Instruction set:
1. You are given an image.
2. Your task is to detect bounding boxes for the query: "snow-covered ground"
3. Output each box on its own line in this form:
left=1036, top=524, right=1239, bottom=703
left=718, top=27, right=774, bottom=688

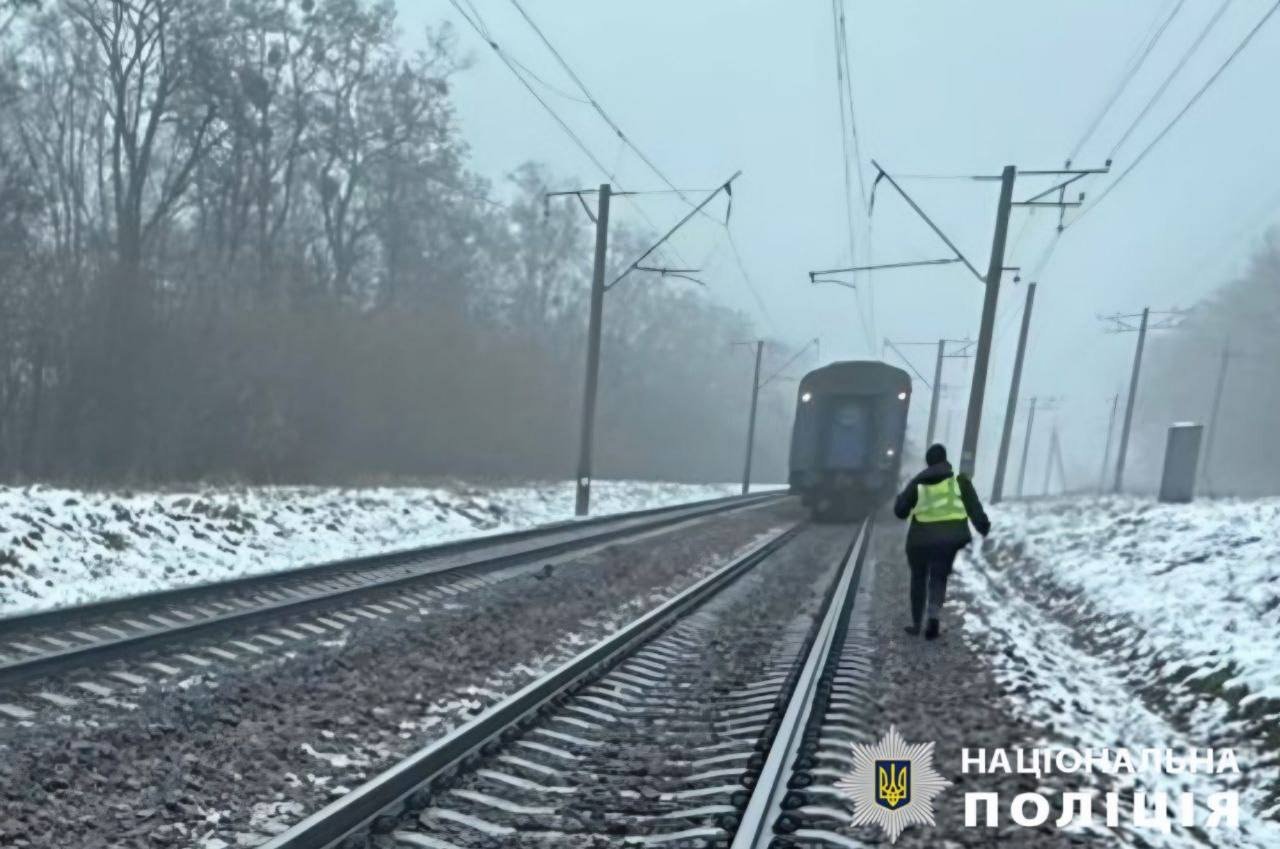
left=0, top=480, right=756, bottom=618
left=956, top=495, right=1280, bottom=846
left=986, top=495, right=1280, bottom=707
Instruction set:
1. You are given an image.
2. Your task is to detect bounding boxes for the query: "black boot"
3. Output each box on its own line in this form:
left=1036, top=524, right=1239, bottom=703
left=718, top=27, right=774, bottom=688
left=924, top=618, right=940, bottom=640
left=903, top=623, right=921, bottom=636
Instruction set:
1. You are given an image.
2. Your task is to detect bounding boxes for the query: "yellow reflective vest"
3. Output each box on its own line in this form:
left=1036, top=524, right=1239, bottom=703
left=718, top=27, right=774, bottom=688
left=912, top=477, right=968, bottom=523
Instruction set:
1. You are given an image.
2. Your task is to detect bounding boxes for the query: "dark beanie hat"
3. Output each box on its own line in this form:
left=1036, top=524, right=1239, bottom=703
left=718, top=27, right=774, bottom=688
left=925, top=443, right=947, bottom=466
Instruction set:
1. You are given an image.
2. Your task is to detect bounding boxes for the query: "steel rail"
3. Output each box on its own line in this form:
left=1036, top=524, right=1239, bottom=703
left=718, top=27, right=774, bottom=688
left=0, top=490, right=778, bottom=635
left=0, top=491, right=786, bottom=687
left=260, top=522, right=807, bottom=849
left=731, top=516, right=874, bottom=847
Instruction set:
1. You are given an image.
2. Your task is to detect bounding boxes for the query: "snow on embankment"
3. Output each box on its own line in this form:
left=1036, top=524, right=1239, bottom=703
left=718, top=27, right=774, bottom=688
left=955, top=495, right=1280, bottom=841
left=987, top=495, right=1279, bottom=705
left=0, top=480, right=745, bottom=618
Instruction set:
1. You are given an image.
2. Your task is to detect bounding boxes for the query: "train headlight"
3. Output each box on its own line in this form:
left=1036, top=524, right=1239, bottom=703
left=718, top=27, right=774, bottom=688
left=897, top=391, right=908, bottom=400
left=886, top=448, right=895, bottom=457
left=801, top=391, right=813, bottom=403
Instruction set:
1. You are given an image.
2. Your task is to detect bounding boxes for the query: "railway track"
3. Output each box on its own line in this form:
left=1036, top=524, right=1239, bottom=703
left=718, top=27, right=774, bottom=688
left=259, top=515, right=878, bottom=849
left=0, top=491, right=783, bottom=717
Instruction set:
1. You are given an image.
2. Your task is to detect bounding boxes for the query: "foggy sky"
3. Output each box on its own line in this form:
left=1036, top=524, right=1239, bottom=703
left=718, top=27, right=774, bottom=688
left=396, top=1, right=1280, bottom=493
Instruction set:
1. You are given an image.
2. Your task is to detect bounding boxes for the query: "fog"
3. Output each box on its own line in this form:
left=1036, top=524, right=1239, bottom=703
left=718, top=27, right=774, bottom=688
left=1127, top=232, right=1280, bottom=496
left=400, top=0, right=1280, bottom=497
left=0, top=1, right=795, bottom=485
left=2, top=0, right=1279, bottom=492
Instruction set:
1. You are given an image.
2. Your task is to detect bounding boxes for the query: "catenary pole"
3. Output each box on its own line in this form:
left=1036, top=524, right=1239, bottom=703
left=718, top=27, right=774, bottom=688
left=1042, top=426, right=1056, bottom=495
left=959, top=165, right=1017, bottom=479
left=1099, top=393, right=1119, bottom=493
left=1200, top=341, right=1231, bottom=493
left=742, top=341, right=764, bottom=494
left=574, top=184, right=611, bottom=515
left=1053, top=428, right=1068, bottom=493
left=1113, top=307, right=1149, bottom=493
left=926, top=340, right=945, bottom=446
left=1016, top=396, right=1037, bottom=498
left=991, top=281, right=1037, bottom=503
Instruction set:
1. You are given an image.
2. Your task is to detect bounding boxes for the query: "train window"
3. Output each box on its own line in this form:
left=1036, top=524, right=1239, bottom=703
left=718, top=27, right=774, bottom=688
left=835, top=402, right=863, bottom=427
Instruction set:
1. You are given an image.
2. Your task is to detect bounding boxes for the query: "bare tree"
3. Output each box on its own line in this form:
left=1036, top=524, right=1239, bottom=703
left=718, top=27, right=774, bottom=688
left=62, top=0, right=223, bottom=472
left=0, top=0, right=793, bottom=486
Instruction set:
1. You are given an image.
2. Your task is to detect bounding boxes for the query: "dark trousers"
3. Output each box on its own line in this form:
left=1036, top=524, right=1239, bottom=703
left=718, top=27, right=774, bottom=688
left=906, top=545, right=959, bottom=624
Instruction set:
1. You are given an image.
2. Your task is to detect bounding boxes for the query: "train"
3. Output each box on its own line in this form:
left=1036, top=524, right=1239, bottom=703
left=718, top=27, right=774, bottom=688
left=788, top=360, right=912, bottom=520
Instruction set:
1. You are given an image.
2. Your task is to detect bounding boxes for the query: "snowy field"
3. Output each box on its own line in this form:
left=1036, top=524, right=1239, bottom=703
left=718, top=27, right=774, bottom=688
left=956, top=495, right=1280, bottom=846
left=0, top=480, right=753, bottom=618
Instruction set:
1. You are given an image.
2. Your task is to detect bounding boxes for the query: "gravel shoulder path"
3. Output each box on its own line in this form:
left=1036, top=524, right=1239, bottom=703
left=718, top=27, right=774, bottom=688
left=0, top=502, right=797, bottom=849
left=848, top=517, right=1122, bottom=848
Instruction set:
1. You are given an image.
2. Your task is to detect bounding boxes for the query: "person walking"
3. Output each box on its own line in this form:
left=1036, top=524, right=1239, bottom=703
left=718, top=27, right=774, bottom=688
left=893, top=443, right=990, bottom=640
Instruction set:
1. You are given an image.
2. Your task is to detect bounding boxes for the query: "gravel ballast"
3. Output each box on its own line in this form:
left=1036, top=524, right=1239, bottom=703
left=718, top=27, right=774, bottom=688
left=394, top=523, right=857, bottom=848
left=0, top=501, right=797, bottom=849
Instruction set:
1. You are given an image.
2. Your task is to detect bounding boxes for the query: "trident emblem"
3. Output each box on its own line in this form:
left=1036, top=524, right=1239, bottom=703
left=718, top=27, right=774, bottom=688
left=876, top=759, right=911, bottom=809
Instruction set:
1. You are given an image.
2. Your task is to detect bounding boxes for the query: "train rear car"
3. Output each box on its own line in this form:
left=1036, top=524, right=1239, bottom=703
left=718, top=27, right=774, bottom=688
left=788, top=361, right=911, bottom=520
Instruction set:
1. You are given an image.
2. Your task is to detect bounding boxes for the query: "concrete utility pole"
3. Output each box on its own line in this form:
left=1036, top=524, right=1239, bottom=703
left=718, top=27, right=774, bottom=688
left=859, top=160, right=1099, bottom=479
left=1097, top=307, right=1183, bottom=494
left=927, top=341, right=945, bottom=446
left=1200, top=342, right=1231, bottom=493
left=991, top=281, right=1038, bottom=503
left=1016, top=396, right=1038, bottom=498
left=742, top=340, right=764, bottom=495
left=1042, top=426, right=1058, bottom=496
left=883, top=338, right=972, bottom=449
left=959, top=165, right=1017, bottom=478
left=1053, top=428, right=1068, bottom=493
left=1113, top=307, right=1149, bottom=494
left=561, top=174, right=739, bottom=515
left=1098, top=394, right=1119, bottom=493
left=574, top=184, right=611, bottom=516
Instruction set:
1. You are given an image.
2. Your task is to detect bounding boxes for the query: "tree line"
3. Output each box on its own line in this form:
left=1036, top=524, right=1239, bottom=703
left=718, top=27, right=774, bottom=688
left=0, top=0, right=795, bottom=485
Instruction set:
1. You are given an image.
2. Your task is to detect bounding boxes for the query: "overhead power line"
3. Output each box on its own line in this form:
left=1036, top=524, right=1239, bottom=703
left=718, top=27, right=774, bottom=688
left=828, top=0, right=875, bottom=352
left=725, top=231, right=778, bottom=336
left=1072, top=0, right=1280, bottom=226
left=506, top=0, right=778, bottom=330
left=456, top=0, right=777, bottom=331
left=1109, top=0, right=1234, bottom=160
left=1068, top=0, right=1187, bottom=163
left=830, top=0, right=859, bottom=254
left=882, top=339, right=933, bottom=388
left=506, top=0, right=687, bottom=201
left=447, top=0, right=616, bottom=181
left=504, top=53, right=593, bottom=105
left=833, top=0, right=869, bottom=212
left=759, top=338, right=820, bottom=389
left=454, top=0, right=710, bottom=278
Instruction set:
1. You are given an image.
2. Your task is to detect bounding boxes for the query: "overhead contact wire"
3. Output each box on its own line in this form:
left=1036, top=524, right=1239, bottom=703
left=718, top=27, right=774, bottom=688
left=1109, top=0, right=1234, bottom=160
left=1068, top=0, right=1186, bottom=162
left=1073, top=0, right=1280, bottom=225
left=448, top=0, right=617, bottom=182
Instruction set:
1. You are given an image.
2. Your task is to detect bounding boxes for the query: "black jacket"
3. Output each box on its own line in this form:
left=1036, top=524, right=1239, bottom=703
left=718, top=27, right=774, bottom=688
left=893, top=461, right=991, bottom=549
